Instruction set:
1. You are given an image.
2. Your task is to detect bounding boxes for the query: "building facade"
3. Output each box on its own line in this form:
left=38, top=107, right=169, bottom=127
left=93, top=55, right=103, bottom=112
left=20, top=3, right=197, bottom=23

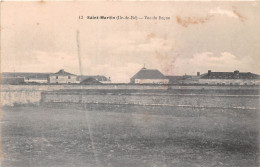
left=49, top=69, right=78, bottom=84
left=2, top=72, right=50, bottom=84
left=130, top=67, right=169, bottom=84
left=198, top=70, right=260, bottom=85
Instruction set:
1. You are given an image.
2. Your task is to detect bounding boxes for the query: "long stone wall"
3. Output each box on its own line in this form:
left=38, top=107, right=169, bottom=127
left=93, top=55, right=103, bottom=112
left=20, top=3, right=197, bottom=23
left=2, top=84, right=259, bottom=106
left=1, top=85, right=168, bottom=106
left=41, top=91, right=259, bottom=109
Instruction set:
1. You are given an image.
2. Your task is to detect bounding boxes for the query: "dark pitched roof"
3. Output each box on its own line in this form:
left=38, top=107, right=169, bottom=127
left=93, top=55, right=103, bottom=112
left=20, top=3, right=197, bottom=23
left=80, top=77, right=102, bottom=85
left=166, top=76, right=184, bottom=80
left=77, top=75, right=109, bottom=82
left=166, top=74, right=207, bottom=84
left=51, top=69, right=76, bottom=76
left=131, top=68, right=167, bottom=79
left=201, top=71, right=260, bottom=79
left=238, top=73, right=260, bottom=79
left=166, top=76, right=185, bottom=84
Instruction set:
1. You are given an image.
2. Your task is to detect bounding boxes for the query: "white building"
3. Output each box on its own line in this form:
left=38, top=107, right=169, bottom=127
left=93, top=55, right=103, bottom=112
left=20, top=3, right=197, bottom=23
left=49, top=69, right=78, bottom=84
left=130, top=67, right=169, bottom=84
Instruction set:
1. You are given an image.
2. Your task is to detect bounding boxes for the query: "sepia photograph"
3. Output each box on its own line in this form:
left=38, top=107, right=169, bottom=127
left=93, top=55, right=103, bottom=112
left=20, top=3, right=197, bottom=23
left=0, top=1, right=259, bottom=167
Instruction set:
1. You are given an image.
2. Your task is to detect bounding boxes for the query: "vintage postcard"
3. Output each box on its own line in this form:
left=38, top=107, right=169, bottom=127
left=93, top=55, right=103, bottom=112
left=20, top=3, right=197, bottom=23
left=0, top=1, right=259, bottom=167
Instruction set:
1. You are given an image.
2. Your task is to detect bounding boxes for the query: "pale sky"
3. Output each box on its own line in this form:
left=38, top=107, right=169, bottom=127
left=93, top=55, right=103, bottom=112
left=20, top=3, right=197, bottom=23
left=1, top=2, right=260, bottom=82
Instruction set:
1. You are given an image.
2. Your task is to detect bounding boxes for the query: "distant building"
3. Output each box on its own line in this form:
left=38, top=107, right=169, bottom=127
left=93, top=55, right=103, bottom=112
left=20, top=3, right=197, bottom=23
left=49, top=69, right=77, bottom=84
left=198, top=70, right=260, bottom=85
left=166, top=75, right=200, bottom=84
left=180, top=72, right=208, bottom=84
left=77, top=75, right=111, bottom=84
left=80, top=78, right=103, bottom=85
left=2, top=72, right=50, bottom=84
left=1, top=77, right=25, bottom=85
left=24, top=73, right=50, bottom=83
left=1, top=70, right=110, bottom=85
left=130, top=67, right=169, bottom=84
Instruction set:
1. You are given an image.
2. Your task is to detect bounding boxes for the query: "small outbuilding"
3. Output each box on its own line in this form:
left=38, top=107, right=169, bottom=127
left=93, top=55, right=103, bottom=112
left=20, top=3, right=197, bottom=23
left=80, top=77, right=102, bottom=85
left=77, top=75, right=111, bottom=84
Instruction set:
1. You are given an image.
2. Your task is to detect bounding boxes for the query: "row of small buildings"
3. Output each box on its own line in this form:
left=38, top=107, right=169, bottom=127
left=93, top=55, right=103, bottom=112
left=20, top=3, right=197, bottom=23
left=130, top=67, right=260, bottom=85
left=1, top=68, right=260, bottom=85
left=1, top=69, right=111, bottom=85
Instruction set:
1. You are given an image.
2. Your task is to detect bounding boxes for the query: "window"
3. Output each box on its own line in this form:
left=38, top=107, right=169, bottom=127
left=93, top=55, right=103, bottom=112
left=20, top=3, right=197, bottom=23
left=68, top=76, right=71, bottom=79
left=56, top=76, right=58, bottom=79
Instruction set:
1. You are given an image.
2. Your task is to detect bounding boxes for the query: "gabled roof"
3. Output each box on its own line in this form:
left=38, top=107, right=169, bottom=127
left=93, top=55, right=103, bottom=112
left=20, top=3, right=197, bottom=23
left=166, top=75, right=193, bottom=83
left=80, top=77, right=102, bottom=85
left=50, top=69, right=76, bottom=76
left=77, top=75, right=109, bottom=82
left=131, top=67, right=167, bottom=79
left=238, top=73, right=260, bottom=79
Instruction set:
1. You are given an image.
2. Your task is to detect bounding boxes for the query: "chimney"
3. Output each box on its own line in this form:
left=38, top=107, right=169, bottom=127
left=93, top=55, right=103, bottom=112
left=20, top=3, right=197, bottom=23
left=208, top=70, right=212, bottom=79
left=197, top=72, right=200, bottom=76
left=234, top=70, right=239, bottom=79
